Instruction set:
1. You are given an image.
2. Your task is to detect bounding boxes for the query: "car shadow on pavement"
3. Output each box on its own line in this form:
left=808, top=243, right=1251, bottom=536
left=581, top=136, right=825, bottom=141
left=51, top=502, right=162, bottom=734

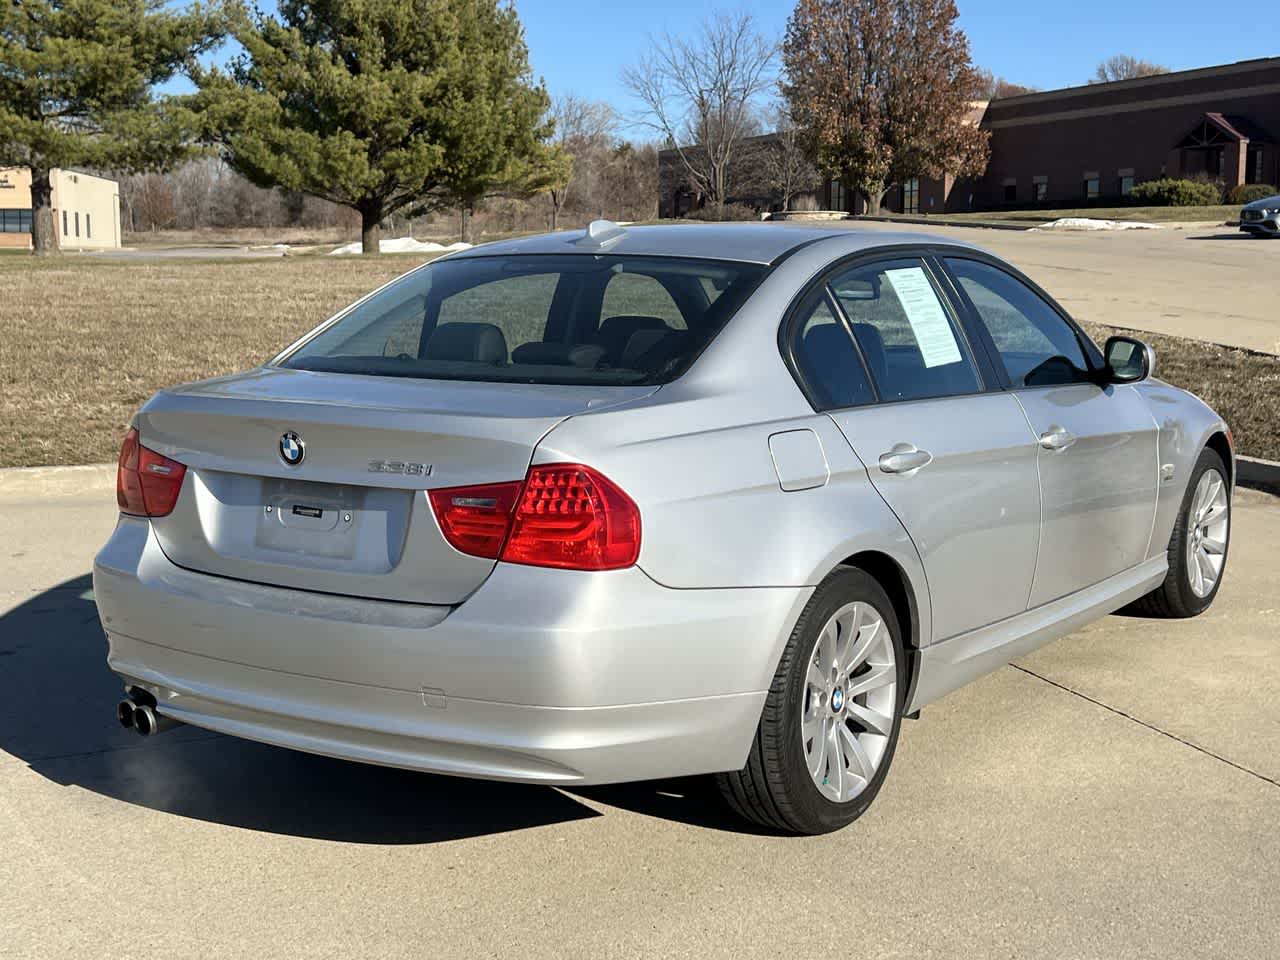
left=1187, top=233, right=1257, bottom=241
left=0, top=574, right=611, bottom=844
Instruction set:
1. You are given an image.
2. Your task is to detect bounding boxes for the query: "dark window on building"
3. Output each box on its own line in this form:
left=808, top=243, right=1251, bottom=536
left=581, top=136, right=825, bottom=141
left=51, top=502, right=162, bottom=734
left=61, top=210, right=68, bottom=236
left=1249, top=146, right=1266, bottom=184
left=74, top=211, right=80, bottom=237
left=829, top=179, right=846, bottom=212
left=0, top=209, right=33, bottom=233
left=1084, top=177, right=1100, bottom=200
left=86, top=213, right=92, bottom=239
left=1119, top=175, right=1135, bottom=197
left=1033, top=177, right=1048, bottom=203
left=901, top=178, right=920, bottom=214
left=1003, top=182, right=1017, bottom=203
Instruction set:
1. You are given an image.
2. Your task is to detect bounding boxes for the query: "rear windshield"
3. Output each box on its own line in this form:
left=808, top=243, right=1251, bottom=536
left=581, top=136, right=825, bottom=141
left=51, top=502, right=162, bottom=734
left=279, top=254, right=765, bottom=385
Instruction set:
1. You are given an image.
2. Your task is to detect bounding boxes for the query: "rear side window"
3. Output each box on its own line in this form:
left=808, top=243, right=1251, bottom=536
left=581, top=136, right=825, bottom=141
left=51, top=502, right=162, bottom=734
left=828, top=259, right=982, bottom=402
left=945, top=258, right=1091, bottom=387
left=790, top=290, right=874, bottom=409
left=281, top=255, right=764, bottom=386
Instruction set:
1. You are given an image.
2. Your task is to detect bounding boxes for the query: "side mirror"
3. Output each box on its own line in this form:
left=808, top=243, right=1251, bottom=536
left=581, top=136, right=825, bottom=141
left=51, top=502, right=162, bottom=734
left=1103, top=335, right=1154, bottom=384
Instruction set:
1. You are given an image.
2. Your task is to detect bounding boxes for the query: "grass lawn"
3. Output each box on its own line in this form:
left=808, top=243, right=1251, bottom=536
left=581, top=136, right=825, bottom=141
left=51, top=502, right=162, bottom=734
left=1, top=254, right=433, bottom=467
left=876, top=205, right=1239, bottom=226
left=1, top=255, right=1276, bottom=468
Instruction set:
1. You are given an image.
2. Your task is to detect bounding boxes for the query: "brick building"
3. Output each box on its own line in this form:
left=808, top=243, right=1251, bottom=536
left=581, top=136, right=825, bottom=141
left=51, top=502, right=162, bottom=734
left=659, top=56, right=1280, bottom=217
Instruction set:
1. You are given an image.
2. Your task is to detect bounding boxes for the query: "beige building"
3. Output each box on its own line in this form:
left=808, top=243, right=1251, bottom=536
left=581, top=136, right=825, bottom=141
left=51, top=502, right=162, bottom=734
left=0, top=167, right=122, bottom=250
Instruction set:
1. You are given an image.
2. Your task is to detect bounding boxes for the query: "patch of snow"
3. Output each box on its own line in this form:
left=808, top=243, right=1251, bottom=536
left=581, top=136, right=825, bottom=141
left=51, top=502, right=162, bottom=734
left=328, top=237, right=474, bottom=255
left=1031, top=218, right=1161, bottom=232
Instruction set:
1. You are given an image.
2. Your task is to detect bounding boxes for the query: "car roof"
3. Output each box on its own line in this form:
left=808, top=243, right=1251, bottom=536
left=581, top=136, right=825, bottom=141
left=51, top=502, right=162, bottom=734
left=448, top=221, right=981, bottom=266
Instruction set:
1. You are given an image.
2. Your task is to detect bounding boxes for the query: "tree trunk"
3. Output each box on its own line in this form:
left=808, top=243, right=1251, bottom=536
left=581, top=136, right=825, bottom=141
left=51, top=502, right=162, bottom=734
left=360, top=204, right=382, bottom=254
left=862, top=184, right=886, bottom=216
left=549, top=194, right=559, bottom=232
left=30, top=168, right=58, bottom=257
left=460, top=206, right=473, bottom=244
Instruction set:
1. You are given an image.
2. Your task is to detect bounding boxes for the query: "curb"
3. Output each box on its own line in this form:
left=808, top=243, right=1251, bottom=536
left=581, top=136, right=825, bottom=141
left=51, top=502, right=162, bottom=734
left=0, top=463, right=115, bottom=499
left=851, top=214, right=1032, bottom=232
left=1237, top=455, right=1280, bottom=496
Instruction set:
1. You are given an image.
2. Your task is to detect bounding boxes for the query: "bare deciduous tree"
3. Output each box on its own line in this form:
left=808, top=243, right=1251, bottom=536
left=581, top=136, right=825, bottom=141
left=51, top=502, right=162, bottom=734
left=623, top=11, right=775, bottom=216
left=547, top=94, right=618, bottom=229
left=1091, top=55, right=1171, bottom=84
left=765, top=104, right=820, bottom=211
left=782, top=0, right=989, bottom=215
left=974, top=67, right=1037, bottom=99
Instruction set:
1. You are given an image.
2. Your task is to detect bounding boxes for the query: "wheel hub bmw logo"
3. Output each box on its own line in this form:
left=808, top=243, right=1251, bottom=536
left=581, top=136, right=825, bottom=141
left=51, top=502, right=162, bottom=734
left=279, top=431, right=305, bottom=466
left=830, top=687, right=845, bottom=712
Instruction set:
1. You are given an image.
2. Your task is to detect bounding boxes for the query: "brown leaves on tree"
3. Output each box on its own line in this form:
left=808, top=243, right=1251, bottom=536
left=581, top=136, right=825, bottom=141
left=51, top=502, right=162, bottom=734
left=782, top=0, right=990, bottom=214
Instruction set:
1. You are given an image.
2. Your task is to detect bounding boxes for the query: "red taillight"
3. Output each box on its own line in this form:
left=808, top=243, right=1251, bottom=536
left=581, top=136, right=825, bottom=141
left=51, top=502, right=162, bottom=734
left=115, top=428, right=187, bottom=518
left=428, top=464, right=641, bottom=571
left=504, top=464, right=641, bottom=571
left=428, top=481, right=524, bottom=559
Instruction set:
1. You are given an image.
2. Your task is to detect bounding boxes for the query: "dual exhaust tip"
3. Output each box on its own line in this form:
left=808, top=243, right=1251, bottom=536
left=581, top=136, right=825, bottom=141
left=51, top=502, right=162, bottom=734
left=117, top=695, right=179, bottom=737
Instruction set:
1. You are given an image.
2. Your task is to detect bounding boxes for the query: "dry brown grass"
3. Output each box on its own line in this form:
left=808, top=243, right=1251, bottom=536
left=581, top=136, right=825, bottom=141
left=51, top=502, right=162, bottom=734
left=1, top=255, right=432, bottom=467
left=1, top=257, right=1276, bottom=468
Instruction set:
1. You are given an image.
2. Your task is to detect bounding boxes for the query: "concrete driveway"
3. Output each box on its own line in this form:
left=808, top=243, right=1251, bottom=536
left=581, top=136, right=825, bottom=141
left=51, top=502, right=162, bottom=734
left=1, top=469, right=1277, bottom=959
left=848, top=220, right=1280, bottom=355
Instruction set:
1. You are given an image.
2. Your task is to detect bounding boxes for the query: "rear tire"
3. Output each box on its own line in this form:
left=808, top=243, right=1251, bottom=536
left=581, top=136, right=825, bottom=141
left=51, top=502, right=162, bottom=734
left=717, top=566, right=905, bottom=835
left=1128, top=447, right=1230, bottom=618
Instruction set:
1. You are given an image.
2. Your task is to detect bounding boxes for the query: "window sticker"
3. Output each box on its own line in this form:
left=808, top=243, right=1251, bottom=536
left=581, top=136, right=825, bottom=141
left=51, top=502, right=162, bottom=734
left=883, top=267, right=963, bottom=368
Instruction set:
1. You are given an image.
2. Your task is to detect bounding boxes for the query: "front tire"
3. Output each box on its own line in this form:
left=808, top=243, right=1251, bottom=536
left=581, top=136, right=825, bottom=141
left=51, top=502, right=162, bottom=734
left=1129, top=447, right=1231, bottom=618
left=717, top=567, right=905, bottom=834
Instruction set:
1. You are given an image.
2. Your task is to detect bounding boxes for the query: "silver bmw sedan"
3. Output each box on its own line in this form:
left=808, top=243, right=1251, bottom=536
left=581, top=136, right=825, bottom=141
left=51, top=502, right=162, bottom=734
left=95, top=222, right=1233, bottom=834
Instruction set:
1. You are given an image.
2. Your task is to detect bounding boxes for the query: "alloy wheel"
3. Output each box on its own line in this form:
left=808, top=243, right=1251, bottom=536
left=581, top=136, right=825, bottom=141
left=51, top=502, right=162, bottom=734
left=1185, top=468, right=1229, bottom=598
left=800, top=601, right=897, bottom=803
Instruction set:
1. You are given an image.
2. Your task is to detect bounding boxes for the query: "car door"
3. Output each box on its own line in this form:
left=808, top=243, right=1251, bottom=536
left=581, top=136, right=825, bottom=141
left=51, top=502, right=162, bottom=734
left=789, top=256, right=1042, bottom=644
left=941, top=256, right=1159, bottom=607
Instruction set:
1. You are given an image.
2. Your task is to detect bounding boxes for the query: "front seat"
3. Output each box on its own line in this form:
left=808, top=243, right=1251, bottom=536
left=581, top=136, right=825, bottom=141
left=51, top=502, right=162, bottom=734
left=424, top=322, right=509, bottom=365
left=594, top=315, right=668, bottom=366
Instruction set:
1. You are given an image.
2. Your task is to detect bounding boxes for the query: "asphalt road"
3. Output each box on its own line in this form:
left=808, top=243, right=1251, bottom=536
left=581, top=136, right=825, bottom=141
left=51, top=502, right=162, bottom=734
left=1, top=468, right=1277, bottom=959
left=845, top=219, right=1280, bottom=355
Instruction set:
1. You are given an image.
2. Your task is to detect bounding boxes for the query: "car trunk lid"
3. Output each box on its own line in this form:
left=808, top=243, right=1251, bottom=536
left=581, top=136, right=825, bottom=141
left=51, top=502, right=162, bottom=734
left=139, top=366, right=656, bottom=604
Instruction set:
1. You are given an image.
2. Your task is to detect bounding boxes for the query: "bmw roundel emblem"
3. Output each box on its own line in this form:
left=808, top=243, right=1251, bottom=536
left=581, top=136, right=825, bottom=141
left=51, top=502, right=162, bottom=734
left=830, top=687, right=845, bottom=712
left=279, top=431, right=305, bottom=466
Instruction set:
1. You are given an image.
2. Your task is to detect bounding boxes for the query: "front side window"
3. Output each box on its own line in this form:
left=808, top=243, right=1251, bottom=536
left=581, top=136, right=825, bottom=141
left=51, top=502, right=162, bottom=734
left=281, top=255, right=763, bottom=386
left=946, top=258, right=1091, bottom=387
left=828, top=259, right=982, bottom=402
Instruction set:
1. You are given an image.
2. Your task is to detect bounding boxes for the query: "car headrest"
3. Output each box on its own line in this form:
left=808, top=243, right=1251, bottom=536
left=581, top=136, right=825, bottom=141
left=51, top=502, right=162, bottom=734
left=851, top=322, right=887, bottom=385
left=510, top=342, right=607, bottom=368
left=800, top=323, right=876, bottom=408
left=595, top=315, right=669, bottom=363
left=620, top=328, right=686, bottom=370
left=425, top=322, right=508, bottom=365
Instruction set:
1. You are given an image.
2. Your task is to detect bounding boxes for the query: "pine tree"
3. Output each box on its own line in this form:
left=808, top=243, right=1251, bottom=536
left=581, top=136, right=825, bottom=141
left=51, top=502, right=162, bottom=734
left=198, top=0, right=562, bottom=253
left=782, top=0, right=989, bottom=214
left=0, top=0, right=227, bottom=254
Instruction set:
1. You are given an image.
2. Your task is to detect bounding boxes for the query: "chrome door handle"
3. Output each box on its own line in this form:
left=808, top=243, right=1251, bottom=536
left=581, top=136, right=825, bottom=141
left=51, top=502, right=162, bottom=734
left=1039, top=426, right=1076, bottom=451
left=878, top=443, right=933, bottom=475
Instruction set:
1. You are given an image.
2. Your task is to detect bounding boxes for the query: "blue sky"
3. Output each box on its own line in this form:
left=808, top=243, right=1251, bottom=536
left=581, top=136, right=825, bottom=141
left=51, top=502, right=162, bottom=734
left=519, top=0, right=1278, bottom=125
left=182, top=1, right=1279, bottom=130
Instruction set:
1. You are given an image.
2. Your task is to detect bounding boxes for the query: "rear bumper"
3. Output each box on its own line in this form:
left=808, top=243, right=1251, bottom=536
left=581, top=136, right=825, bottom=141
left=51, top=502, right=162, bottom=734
left=94, top=518, right=808, bottom=784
